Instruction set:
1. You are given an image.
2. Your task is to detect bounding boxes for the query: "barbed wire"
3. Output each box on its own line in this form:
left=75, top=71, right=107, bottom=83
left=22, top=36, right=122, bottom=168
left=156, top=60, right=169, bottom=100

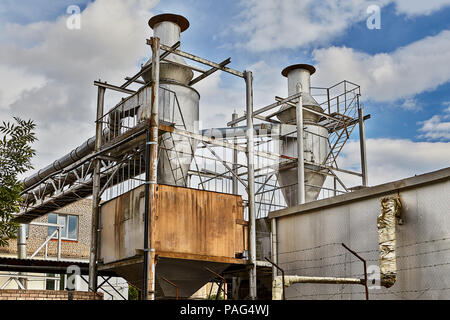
left=290, top=286, right=450, bottom=299
left=282, top=246, right=450, bottom=273
left=278, top=236, right=450, bottom=256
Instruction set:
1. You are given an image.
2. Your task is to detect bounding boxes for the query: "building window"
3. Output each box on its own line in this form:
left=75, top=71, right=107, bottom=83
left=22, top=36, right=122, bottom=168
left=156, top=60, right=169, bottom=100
left=48, top=213, right=79, bottom=240
left=46, top=274, right=66, bottom=290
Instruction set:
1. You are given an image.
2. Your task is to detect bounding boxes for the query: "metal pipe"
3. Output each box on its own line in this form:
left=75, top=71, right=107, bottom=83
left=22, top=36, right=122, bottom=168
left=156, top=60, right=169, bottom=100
left=296, top=84, right=305, bottom=205
left=57, top=226, right=62, bottom=261
left=17, top=225, right=26, bottom=259
left=232, top=112, right=239, bottom=195
left=272, top=275, right=364, bottom=300
left=143, top=36, right=160, bottom=301
left=142, top=129, right=151, bottom=300
left=342, top=243, right=369, bottom=300
left=245, top=70, right=257, bottom=300
left=358, top=105, right=368, bottom=187
left=17, top=224, right=27, bottom=288
left=270, top=218, right=278, bottom=278
left=89, top=85, right=105, bottom=291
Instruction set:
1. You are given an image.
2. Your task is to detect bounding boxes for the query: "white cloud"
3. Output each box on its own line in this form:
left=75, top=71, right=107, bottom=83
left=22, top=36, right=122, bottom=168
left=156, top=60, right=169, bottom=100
left=231, top=0, right=450, bottom=52
left=393, top=0, right=450, bottom=16
left=312, top=30, right=450, bottom=102
left=339, top=138, right=450, bottom=186
left=0, top=65, right=47, bottom=108
left=232, top=0, right=376, bottom=52
left=418, top=106, right=450, bottom=140
left=0, top=0, right=158, bottom=173
left=193, top=72, right=245, bottom=128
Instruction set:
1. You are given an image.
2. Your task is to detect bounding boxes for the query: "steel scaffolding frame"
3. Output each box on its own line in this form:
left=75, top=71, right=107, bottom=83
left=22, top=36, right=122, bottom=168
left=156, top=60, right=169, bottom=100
left=15, top=35, right=369, bottom=300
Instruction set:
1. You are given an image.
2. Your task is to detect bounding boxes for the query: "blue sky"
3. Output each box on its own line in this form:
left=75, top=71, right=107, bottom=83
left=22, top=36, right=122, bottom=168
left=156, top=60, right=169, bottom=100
left=0, top=0, right=449, bottom=185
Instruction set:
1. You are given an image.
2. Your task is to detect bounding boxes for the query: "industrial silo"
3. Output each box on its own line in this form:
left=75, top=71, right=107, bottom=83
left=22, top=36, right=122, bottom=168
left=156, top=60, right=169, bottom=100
left=141, top=14, right=200, bottom=187
left=276, top=64, right=329, bottom=205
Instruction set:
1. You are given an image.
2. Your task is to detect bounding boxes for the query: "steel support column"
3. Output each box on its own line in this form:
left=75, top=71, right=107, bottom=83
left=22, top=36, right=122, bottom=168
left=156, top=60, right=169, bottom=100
left=17, top=224, right=27, bottom=288
left=271, top=218, right=278, bottom=278
left=358, top=105, right=368, bottom=187
left=89, top=85, right=106, bottom=291
left=232, top=111, right=239, bottom=195
left=296, top=84, right=305, bottom=204
left=245, top=70, right=257, bottom=300
left=143, top=36, right=160, bottom=300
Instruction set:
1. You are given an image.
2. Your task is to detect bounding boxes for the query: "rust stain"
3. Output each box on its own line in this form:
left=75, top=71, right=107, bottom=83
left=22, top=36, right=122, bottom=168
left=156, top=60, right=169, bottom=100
left=100, top=184, right=247, bottom=263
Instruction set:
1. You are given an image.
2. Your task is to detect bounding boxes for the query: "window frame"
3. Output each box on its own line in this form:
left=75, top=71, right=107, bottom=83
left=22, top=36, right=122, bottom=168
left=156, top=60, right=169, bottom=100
left=47, top=213, right=79, bottom=241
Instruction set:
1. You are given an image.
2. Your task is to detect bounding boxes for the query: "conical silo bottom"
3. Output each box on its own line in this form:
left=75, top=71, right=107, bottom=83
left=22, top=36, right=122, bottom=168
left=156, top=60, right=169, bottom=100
left=278, top=167, right=327, bottom=206
left=109, top=258, right=230, bottom=299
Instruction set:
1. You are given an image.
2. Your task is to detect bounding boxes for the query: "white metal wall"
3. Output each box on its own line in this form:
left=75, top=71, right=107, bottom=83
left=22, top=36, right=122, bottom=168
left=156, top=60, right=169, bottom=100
left=276, top=178, right=450, bottom=299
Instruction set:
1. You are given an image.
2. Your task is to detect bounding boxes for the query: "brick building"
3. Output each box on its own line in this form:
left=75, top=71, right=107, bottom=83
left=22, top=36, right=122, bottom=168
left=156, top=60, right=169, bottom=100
left=0, top=199, right=128, bottom=300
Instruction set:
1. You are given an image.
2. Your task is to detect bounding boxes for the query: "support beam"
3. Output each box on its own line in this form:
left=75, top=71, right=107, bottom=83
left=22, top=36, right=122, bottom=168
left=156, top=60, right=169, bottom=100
left=245, top=70, right=257, bottom=300
left=189, top=58, right=231, bottom=86
left=143, top=36, right=160, bottom=301
left=122, top=41, right=180, bottom=89
left=227, top=92, right=302, bottom=127
left=358, top=105, right=368, bottom=186
left=89, top=85, right=106, bottom=291
left=203, top=143, right=248, bottom=189
left=151, top=40, right=244, bottom=78
left=271, top=219, right=278, bottom=279
left=94, top=81, right=136, bottom=95
left=232, top=112, right=239, bottom=195
left=296, top=84, right=305, bottom=205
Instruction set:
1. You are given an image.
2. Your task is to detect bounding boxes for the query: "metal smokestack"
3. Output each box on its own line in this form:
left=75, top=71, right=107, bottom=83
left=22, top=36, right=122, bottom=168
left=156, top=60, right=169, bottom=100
left=142, top=14, right=200, bottom=187
left=142, top=14, right=193, bottom=85
left=277, top=64, right=322, bottom=124
left=277, top=64, right=329, bottom=205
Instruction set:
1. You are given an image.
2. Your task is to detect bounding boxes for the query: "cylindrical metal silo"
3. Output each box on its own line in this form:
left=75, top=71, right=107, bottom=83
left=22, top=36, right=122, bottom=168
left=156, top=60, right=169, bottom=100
left=142, top=14, right=200, bottom=186
left=277, top=64, right=329, bottom=205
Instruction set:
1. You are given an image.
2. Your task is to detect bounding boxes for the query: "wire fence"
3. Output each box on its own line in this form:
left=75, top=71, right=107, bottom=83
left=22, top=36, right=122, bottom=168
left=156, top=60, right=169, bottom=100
left=276, top=236, right=450, bottom=300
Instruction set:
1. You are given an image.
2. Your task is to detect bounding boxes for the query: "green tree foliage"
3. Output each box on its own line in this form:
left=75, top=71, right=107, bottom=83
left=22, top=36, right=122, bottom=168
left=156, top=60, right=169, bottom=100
left=128, top=284, right=140, bottom=300
left=0, top=117, right=36, bottom=247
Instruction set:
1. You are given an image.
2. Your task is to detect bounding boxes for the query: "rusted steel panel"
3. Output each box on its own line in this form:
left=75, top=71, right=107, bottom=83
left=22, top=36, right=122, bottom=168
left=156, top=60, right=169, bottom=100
left=100, top=185, right=246, bottom=265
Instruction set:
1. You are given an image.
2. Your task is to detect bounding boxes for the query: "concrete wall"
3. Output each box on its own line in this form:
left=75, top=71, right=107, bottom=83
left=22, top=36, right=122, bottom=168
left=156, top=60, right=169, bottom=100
left=270, top=168, right=450, bottom=300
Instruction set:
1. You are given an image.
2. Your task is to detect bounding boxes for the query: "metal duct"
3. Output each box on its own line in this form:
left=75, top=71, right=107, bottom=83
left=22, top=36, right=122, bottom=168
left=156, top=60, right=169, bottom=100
left=276, top=64, right=329, bottom=205
left=22, top=135, right=96, bottom=189
left=22, top=14, right=199, bottom=192
left=378, top=195, right=402, bottom=288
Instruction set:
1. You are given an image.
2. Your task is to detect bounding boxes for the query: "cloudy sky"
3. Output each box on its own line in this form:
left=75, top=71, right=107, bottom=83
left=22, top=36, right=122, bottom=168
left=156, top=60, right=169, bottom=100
left=0, top=0, right=449, bottom=186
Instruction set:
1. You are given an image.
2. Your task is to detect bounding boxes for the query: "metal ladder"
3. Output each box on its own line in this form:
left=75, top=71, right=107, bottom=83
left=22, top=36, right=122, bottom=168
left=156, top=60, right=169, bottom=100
left=321, top=92, right=360, bottom=166
left=159, top=89, right=205, bottom=188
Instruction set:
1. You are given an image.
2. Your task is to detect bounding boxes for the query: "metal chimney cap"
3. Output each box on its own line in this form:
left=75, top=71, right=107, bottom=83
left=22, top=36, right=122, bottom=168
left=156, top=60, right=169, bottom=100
left=281, top=64, right=316, bottom=77
left=149, top=13, right=190, bottom=32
